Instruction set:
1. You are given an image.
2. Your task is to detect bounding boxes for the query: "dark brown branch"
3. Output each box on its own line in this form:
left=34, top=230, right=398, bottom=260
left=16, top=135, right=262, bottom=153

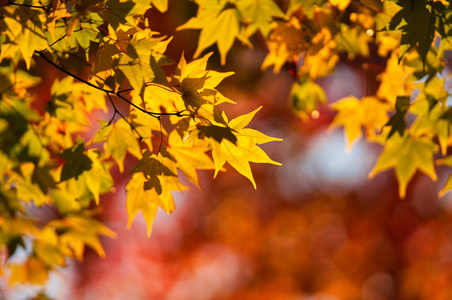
left=35, top=51, right=192, bottom=120
left=7, top=0, right=52, bottom=11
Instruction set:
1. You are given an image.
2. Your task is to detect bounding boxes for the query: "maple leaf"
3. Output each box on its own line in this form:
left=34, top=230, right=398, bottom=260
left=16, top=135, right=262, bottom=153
left=9, top=257, right=49, bottom=285
left=48, top=212, right=116, bottom=260
left=59, top=148, right=114, bottom=205
left=385, top=0, right=441, bottom=64
left=262, top=17, right=311, bottom=73
left=91, top=42, right=122, bottom=88
left=125, top=173, right=159, bottom=236
left=104, top=0, right=136, bottom=30
left=9, top=163, right=50, bottom=206
left=127, top=150, right=189, bottom=234
left=33, top=227, right=66, bottom=268
left=197, top=107, right=282, bottom=188
left=170, top=53, right=235, bottom=121
left=130, top=150, right=187, bottom=211
left=369, top=134, right=438, bottom=199
left=48, top=76, right=96, bottom=126
left=46, top=0, right=72, bottom=40
left=377, top=52, right=415, bottom=105
left=384, top=96, right=410, bottom=139
left=117, top=34, right=171, bottom=98
left=336, top=23, right=371, bottom=58
left=102, top=118, right=142, bottom=173
left=330, top=96, right=391, bottom=149
left=177, top=3, right=250, bottom=65
left=235, top=0, right=285, bottom=37
left=166, top=131, right=215, bottom=188
left=58, top=138, right=93, bottom=181
left=297, top=28, right=339, bottom=79
left=0, top=6, right=48, bottom=69
left=409, top=76, right=450, bottom=155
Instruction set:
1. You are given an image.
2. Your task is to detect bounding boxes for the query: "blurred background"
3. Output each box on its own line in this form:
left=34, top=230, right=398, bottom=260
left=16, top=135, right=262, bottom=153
left=8, top=1, right=452, bottom=299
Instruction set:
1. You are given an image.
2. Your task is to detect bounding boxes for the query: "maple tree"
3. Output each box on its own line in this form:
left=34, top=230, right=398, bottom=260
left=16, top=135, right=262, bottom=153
left=1, top=0, right=452, bottom=295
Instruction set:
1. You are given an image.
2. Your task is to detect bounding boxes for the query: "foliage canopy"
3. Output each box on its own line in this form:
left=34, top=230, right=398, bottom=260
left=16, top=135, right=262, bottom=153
left=1, top=0, right=452, bottom=292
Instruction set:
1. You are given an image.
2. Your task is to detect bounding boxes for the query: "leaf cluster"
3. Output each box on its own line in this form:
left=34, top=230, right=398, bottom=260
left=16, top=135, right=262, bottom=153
left=2, top=0, right=452, bottom=295
left=0, top=0, right=281, bottom=291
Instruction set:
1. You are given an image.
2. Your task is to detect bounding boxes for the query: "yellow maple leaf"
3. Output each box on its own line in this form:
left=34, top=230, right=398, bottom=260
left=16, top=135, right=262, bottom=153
left=47, top=0, right=72, bottom=40
left=299, top=28, right=339, bottom=79
left=203, top=107, right=282, bottom=188
left=376, top=32, right=400, bottom=57
left=104, top=118, right=142, bottom=173
left=91, top=42, right=121, bottom=87
left=167, top=131, right=215, bottom=188
left=9, top=257, right=49, bottom=285
left=262, top=18, right=311, bottom=73
left=377, top=52, right=415, bottom=105
left=369, top=134, right=438, bottom=198
left=48, top=213, right=116, bottom=260
left=126, top=173, right=160, bottom=237
left=330, top=96, right=391, bottom=149
left=34, top=227, right=66, bottom=268
left=177, top=6, right=250, bottom=65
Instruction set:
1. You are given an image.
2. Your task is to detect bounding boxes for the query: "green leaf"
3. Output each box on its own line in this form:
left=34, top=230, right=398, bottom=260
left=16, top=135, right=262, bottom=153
left=386, top=0, right=436, bottom=64
left=104, top=0, right=136, bottom=30
left=384, top=96, right=410, bottom=139
left=58, top=139, right=93, bottom=182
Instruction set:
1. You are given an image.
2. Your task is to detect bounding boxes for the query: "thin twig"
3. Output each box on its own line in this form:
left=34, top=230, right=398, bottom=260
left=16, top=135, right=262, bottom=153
left=7, top=0, right=52, bottom=11
left=36, top=51, right=191, bottom=119
left=106, top=93, right=144, bottom=141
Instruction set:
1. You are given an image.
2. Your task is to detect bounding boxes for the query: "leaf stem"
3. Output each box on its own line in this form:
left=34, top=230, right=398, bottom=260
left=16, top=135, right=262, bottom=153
left=106, top=93, right=144, bottom=141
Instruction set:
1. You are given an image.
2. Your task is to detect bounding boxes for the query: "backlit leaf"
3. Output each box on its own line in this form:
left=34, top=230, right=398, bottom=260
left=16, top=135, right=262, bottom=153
left=204, top=108, right=282, bottom=188
left=104, top=118, right=142, bottom=173
left=369, top=134, right=438, bottom=199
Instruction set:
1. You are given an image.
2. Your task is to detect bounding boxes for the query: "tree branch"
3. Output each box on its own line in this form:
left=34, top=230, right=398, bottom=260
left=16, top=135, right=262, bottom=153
left=7, top=0, right=52, bottom=11
left=35, top=51, right=194, bottom=120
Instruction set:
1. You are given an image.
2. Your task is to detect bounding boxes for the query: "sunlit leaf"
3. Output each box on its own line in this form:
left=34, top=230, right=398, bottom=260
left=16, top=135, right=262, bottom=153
left=369, top=134, right=438, bottom=198
left=48, top=213, right=116, bottom=260
left=125, top=173, right=159, bottom=236
left=104, top=118, right=142, bottom=173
